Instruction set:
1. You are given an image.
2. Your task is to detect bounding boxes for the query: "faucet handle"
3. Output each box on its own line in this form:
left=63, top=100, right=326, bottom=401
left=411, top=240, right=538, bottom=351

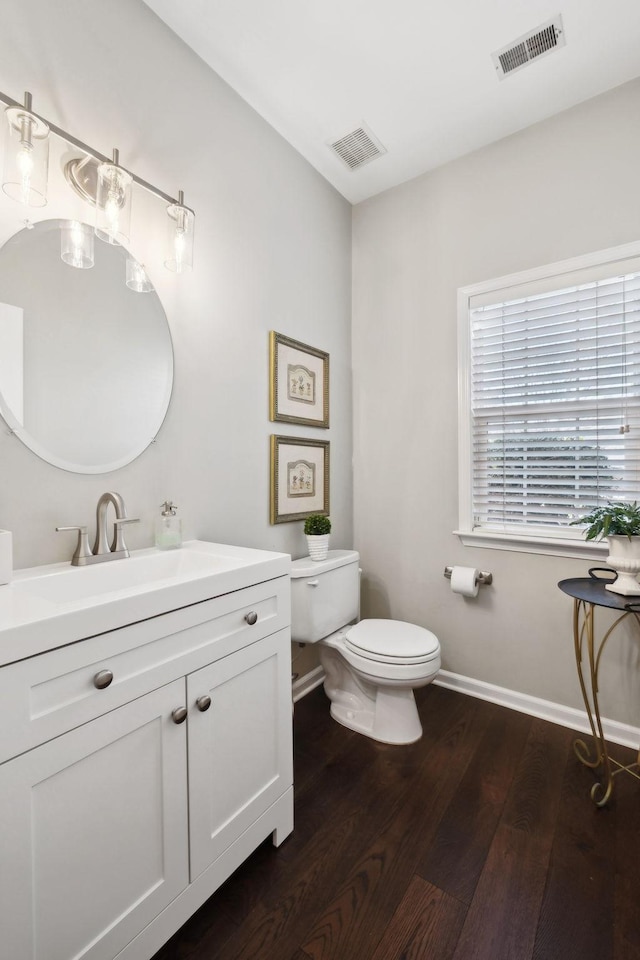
left=56, top=525, right=94, bottom=566
left=111, top=517, right=140, bottom=554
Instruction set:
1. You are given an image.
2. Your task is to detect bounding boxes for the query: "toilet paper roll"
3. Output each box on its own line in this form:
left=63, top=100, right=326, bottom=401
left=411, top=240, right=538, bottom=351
left=450, top=565, right=479, bottom=598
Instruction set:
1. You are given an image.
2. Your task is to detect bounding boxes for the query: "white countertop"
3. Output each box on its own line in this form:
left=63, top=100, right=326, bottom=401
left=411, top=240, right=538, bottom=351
left=0, top=540, right=291, bottom=667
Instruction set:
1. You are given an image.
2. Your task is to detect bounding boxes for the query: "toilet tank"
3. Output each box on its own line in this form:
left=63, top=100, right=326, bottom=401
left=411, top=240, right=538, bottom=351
left=290, top=550, right=360, bottom=642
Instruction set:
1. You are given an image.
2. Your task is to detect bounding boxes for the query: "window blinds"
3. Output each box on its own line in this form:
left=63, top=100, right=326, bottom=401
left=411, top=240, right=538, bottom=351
left=469, top=270, right=640, bottom=532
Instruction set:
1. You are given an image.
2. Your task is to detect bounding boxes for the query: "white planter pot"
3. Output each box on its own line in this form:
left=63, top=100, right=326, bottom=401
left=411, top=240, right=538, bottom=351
left=306, top=534, right=330, bottom=562
left=605, top=535, right=640, bottom=595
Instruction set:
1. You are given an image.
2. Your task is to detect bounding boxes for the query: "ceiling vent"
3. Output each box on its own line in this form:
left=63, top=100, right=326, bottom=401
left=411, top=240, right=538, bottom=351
left=328, top=124, right=387, bottom=171
left=492, top=16, right=565, bottom=79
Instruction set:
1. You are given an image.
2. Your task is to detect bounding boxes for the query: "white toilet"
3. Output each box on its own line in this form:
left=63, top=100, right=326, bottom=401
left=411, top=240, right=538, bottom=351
left=290, top=549, right=441, bottom=744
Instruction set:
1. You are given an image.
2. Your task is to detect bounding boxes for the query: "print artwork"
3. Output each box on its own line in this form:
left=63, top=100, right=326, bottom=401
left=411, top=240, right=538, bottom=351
left=287, top=459, right=315, bottom=497
left=287, top=364, right=315, bottom=405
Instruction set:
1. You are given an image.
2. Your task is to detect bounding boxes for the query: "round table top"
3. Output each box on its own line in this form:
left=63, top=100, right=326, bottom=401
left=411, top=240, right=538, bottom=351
left=558, top=574, right=640, bottom=610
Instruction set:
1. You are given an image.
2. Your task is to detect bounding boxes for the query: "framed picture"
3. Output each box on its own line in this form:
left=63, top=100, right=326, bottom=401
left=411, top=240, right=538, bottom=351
left=269, top=331, right=329, bottom=428
left=270, top=435, right=330, bottom=524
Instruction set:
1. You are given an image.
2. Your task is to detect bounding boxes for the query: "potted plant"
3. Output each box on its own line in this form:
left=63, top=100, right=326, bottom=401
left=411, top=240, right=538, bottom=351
left=303, top=514, right=331, bottom=561
left=571, top=501, right=640, bottom=595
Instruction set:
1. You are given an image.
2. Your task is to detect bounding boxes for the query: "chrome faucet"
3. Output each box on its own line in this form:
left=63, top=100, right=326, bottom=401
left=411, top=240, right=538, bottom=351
left=56, top=491, right=139, bottom=566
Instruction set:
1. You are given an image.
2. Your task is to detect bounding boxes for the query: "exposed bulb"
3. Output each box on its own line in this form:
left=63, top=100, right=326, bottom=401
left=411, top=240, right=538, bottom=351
left=173, top=232, right=186, bottom=270
left=16, top=144, right=34, bottom=198
left=104, top=194, right=121, bottom=238
left=95, top=152, right=132, bottom=245
left=103, top=167, right=126, bottom=238
left=15, top=117, right=35, bottom=203
left=165, top=192, right=194, bottom=273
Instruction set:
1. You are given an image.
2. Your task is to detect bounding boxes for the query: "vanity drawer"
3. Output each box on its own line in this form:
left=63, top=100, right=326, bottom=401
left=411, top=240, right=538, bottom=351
left=0, top=575, right=290, bottom=764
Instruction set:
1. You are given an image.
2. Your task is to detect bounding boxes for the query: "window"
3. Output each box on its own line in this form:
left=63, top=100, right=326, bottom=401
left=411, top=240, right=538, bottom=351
left=457, top=243, right=640, bottom=556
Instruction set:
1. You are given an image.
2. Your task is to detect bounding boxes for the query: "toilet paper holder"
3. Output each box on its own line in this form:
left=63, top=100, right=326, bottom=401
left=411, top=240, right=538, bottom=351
left=443, top=566, right=493, bottom=586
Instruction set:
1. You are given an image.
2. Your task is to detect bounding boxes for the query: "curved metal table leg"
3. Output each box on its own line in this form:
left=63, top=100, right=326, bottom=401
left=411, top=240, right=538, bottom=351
left=572, top=598, right=630, bottom=806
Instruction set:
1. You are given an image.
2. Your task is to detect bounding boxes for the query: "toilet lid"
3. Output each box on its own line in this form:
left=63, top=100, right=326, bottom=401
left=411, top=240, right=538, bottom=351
left=345, top=619, right=440, bottom=665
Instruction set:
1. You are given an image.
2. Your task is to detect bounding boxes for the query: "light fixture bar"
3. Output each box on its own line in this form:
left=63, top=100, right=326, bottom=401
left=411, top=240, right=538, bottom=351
left=0, top=88, right=192, bottom=213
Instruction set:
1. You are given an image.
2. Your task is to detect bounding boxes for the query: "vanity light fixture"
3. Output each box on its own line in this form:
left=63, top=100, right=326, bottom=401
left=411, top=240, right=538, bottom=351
left=0, top=87, right=195, bottom=273
left=165, top=190, right=194, bottom=273
left=125, top=257, right=154, bottom=292
left=2, top=92, right=50, bottom=207
left=60, top=219, right=94, bottom=269
left=95, top=149, right=132, bottom=245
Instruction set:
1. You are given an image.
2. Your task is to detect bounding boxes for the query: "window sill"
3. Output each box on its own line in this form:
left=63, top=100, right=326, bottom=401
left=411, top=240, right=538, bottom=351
left=454, top=529, right=608, bottom=561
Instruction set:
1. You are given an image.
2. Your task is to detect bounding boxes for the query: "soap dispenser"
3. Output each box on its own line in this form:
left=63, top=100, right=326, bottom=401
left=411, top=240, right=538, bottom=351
left=155, top=501, right=182, bottom=550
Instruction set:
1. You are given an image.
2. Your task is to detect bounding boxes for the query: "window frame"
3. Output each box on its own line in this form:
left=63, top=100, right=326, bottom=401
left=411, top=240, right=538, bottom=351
left=457, top=240, right=640, bottom=559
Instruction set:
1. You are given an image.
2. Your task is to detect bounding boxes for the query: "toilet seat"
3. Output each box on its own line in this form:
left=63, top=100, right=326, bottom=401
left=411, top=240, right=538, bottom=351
left=345, top=618, right=440, bottom=665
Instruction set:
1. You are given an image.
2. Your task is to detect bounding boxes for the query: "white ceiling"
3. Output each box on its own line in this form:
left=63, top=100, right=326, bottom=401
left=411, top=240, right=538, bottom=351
left=143, top=0, right=640, bottom=204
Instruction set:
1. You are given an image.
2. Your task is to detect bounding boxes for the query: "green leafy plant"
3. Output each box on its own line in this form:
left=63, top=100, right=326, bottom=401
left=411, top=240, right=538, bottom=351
left=570, top=501, right=640, bottom=541
left=303, top=514, right=331, bottom=536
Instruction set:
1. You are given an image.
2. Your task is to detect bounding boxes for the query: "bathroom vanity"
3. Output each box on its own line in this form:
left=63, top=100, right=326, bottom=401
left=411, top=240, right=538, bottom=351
left=0, top=541, right=293, bottom=960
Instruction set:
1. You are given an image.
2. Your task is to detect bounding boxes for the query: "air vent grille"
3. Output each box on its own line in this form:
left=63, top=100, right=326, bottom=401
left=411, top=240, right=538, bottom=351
left=329, top=125, right=386, bottom=171
left=493, top=16, right=565, bottom=79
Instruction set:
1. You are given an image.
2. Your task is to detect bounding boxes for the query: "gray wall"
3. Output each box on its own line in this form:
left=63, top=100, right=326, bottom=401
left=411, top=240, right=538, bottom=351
left=0, top=0, right=353, bottom=569
left=3, top=1, right=639, bottom=728
left=352, top=79, right=640, bottom=727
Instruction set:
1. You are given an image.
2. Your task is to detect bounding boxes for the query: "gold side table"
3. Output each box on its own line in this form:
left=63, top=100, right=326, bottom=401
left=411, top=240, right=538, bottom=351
left=559, top=572, right=640, bottom=806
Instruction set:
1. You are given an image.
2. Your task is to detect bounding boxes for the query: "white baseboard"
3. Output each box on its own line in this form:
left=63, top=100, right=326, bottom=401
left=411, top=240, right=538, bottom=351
left=292, top=665, right=325, bottom=703
left=292, top=665, right=640, bottom=750
left=434, top=670, right=640, bottom=750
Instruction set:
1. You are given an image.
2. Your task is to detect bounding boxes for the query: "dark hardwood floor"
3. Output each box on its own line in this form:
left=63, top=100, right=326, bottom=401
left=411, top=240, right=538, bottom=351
left=153, top=683, right=640, bottom=960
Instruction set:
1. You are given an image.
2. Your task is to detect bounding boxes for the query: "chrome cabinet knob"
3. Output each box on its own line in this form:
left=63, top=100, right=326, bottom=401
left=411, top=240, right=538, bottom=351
left=244, top=611, right=258, bottom=625
left=171, top=706, right=188, bottom=724
left=196, top=695, right=212, bottom=712
left=93, top=669, right=114, bottom=690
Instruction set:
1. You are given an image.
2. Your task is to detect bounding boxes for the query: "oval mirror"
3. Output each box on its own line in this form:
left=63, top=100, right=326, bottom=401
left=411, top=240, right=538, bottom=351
left=0, top=219, right=173, bottom=473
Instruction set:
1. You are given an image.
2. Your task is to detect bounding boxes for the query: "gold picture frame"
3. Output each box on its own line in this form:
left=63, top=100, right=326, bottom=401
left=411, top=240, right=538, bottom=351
left=270, top=434, right=330, bottom=524
left=269, top=331, right=329, bottom=428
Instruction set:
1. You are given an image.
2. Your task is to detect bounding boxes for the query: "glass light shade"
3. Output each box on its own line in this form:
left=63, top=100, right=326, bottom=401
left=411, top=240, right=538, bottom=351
left=61, top=220, right=94, bottom=269
left=165, top=197, right=194, bottom=273
left=126, top=257, right=154, bottom=292
left=2, top=104, right=49, bottom=207
left=95, top=160, right=132, bottom=245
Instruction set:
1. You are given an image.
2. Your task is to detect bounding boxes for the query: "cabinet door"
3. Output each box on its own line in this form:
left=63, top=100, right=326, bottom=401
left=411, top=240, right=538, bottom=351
left=0, top=679, right=189, bottom=960
left=187, top=629, right=293, bottom=879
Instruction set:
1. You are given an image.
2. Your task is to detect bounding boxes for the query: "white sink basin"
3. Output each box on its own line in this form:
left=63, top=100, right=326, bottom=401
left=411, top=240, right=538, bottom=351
left=0, top=540, right=290, bottom=666
left=13, top=543, right=251, bottom=605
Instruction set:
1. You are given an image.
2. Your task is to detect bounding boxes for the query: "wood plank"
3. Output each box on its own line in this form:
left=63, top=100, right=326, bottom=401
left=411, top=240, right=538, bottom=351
left=613, top=745, right=640, bottom=960
left=448, top=720, right=575, bottom=960
left=531, top=742, right=617, bottom=960
left=417, top=702, right=532, bottom=904
left=369, top=875, right=467, bottom=960
left=451, top=824, right=548, bottom=960
left=150, top=892, right=239, bottom=960
left=500, top=718, right=574, bottom=849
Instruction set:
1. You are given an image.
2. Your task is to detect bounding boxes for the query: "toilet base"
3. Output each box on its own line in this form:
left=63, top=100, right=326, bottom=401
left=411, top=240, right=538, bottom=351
left=328, top=684, right=423, bottom=745
left=319, top=642, right=431, bottom=744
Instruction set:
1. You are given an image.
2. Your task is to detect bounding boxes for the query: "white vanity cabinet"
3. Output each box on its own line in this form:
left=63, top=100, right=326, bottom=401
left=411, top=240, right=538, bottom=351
left=0, top=557, right=293, bottom=960
left=187, top=630, right=293, bottom=881
left=1, top=680, right=190, bottom=960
